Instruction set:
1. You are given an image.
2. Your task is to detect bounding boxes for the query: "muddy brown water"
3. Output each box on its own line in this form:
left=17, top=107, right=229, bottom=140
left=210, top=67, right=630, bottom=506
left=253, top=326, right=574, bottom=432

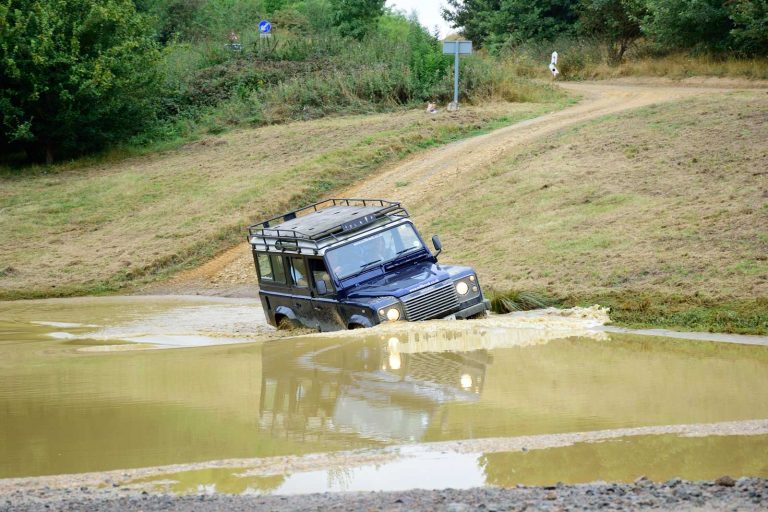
left=1, top=296, right=767, bottom=494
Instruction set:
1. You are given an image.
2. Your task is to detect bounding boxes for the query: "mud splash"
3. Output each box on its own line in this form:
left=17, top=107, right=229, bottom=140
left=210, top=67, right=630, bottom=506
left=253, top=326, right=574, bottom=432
left=315, top=305, right=611, bottom=354
left=17, top=299, right=612, bottom=352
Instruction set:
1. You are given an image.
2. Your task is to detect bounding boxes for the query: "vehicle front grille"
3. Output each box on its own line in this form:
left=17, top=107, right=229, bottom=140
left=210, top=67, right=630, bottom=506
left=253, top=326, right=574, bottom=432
left=402, top=283, right=459, bottom=321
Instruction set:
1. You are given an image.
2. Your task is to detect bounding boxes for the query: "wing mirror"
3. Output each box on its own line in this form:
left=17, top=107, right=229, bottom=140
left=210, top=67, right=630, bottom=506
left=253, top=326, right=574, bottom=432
left=431, top=235, right=442, bottom=259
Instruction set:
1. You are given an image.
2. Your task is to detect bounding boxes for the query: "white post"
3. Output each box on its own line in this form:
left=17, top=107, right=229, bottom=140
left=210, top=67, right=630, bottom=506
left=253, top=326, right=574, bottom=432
left=453, top=44, right=460, bottom=105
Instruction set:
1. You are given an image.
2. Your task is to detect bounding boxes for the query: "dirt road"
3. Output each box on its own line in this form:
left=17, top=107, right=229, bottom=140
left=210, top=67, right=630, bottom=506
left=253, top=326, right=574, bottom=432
left=154, top=79, right=763, bottom=294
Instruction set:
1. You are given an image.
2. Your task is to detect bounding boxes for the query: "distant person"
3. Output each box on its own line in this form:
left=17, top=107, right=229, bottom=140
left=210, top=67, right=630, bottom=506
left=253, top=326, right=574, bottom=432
left=426, top=102, right=438, bottom=114
left=549, top=50, right=559, bottom=79
left=229, top=30, right=239, bottom=44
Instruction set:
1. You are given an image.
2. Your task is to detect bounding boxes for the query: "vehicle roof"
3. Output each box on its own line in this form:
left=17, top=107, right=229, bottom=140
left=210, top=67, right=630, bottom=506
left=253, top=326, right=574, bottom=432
left=270, top=205, right=384, bottom=237
left=248, top=199, right=410, bottom=255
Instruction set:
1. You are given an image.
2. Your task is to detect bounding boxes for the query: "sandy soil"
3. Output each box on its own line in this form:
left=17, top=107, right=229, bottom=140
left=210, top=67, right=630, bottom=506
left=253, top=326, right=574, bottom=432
left=158, top=78, right=766, bottom=296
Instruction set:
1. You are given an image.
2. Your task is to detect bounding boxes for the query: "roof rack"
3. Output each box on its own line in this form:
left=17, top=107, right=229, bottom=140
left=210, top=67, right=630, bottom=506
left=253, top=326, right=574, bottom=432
left=248, top=198, right=410, bottom=253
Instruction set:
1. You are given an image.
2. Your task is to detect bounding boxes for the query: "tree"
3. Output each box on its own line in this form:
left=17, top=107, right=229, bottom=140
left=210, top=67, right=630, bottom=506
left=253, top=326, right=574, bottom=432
left=330, top=0, right=386, bottom=40
left=155, top=0, right=205, bottom=43
left=441, top=0, right=502, bottom=48
left=578, top=0, right=646, bottom=63
left=0, top=0, right=161, bottom=164
left=642, top=0, right=733, bottom=53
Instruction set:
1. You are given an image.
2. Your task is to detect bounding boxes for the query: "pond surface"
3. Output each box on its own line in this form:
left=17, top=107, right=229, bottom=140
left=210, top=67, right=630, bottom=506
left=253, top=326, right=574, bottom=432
left=1, top=296, right=767, bottom=491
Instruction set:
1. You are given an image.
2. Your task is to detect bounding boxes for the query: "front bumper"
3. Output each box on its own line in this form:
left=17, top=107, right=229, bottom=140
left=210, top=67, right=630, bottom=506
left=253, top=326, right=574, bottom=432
left=453, top=299, right=491, bottom=319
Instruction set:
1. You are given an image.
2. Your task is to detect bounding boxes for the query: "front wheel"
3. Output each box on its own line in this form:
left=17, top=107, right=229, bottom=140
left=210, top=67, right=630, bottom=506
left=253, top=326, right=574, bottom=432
left=277, top=317, right=300, bottom=330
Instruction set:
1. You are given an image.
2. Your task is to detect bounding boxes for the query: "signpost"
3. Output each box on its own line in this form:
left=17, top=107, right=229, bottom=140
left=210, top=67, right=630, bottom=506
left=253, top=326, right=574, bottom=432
left=442, top=40, right=472, bottom=109
left=259, top=20, right=272, bottom=38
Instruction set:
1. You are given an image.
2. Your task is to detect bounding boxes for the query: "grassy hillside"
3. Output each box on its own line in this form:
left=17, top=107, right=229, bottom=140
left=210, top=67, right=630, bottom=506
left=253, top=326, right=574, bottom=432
left=0, top=100, right=566, bottom=300
left=415, top=92, right=767, bottom=333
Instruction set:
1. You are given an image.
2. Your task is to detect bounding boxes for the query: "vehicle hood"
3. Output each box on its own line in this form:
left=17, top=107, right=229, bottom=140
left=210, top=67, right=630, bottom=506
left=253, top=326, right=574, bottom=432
left=345, top=261, right=468, bottom=299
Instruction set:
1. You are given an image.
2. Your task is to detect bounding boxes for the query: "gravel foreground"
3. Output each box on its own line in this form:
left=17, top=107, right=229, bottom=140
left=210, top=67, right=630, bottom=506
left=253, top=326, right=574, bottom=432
left=2, top=478, right=766, bottom=511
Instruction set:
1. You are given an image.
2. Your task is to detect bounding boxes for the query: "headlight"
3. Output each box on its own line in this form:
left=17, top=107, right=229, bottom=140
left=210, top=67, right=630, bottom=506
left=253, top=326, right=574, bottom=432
left=456, top=281, right=469, bottom=295
left=386, top=308, right=401, bottom=321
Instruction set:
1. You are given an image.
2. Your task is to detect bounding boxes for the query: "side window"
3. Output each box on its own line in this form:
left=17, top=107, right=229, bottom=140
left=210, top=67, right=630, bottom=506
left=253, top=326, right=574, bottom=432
left=289, top=257, right=308, bottom=288
left=256, top=253, right=273, bottom=281
left=309, top=259, right=334, bottom=294
left=270, top=255, right=286, bottom=284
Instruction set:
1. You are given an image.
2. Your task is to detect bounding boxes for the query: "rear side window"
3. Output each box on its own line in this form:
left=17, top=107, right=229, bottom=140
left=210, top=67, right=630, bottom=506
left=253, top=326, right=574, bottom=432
left=257, top=253, right=272, bottom=281
left=257, top=253, right=286, bottom=284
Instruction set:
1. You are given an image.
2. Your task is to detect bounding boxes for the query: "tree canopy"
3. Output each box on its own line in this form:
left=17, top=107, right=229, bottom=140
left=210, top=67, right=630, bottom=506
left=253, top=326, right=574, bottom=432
left=578, top=0, right=645, bottom=63
left=0, top=0, right=161, bottom=163
left=442, top=0, right=578, bottom=52
left=442, top=0, right=768, bottom=57
left=641, top=0, right=732, bottom=52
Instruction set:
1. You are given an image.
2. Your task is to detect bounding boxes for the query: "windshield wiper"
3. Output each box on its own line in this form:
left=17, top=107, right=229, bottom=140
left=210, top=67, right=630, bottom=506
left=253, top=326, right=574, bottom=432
left=395, top=246, right=421, bottom=256
left=358, top=258, right=382, bottom=270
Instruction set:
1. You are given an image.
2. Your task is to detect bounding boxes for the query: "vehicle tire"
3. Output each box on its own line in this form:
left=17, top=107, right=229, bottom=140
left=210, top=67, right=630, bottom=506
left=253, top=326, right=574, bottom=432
left=348, top=323, right=365, bottom=330
left=468, top=311, right=487, bottom=320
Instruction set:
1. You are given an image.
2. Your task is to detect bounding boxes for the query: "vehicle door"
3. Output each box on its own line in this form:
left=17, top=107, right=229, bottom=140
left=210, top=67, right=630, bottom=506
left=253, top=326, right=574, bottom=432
left=254, top=252, right=291, bottom=325
left=308, top=258, right=345, bottom=331
left=284, top=256, right=314, bottom=327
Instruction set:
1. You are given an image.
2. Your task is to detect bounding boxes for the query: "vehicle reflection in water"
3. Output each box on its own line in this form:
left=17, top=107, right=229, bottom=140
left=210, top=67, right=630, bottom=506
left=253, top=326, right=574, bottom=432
left=258, top=334, right=489, bottom=444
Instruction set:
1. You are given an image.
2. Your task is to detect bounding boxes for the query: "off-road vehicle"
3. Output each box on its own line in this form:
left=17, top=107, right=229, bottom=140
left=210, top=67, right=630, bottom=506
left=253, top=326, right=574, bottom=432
left=248, top=198, right=490, bottom=331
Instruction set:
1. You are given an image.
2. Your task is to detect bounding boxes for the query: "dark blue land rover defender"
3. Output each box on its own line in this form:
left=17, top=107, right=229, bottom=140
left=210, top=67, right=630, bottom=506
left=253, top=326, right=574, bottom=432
left=248, top=198, right=490, bottom=331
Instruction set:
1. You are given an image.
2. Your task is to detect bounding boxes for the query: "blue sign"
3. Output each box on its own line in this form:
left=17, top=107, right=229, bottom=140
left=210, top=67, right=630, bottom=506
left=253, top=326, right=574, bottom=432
left=259, top=20, right=271, bottom=33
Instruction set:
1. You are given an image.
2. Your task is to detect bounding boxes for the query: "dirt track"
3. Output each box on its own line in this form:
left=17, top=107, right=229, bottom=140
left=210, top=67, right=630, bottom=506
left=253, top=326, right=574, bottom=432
left=152, top=79, right=764, bottom=295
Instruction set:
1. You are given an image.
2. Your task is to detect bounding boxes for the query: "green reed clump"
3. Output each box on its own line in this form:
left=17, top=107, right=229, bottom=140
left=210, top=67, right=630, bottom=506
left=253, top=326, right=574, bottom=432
left=489, top=290, right=561, bottom=313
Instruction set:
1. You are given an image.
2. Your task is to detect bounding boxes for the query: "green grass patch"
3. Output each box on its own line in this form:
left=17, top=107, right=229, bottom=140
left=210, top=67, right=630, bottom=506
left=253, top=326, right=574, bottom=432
left=567, top=292, right=768, bottom=336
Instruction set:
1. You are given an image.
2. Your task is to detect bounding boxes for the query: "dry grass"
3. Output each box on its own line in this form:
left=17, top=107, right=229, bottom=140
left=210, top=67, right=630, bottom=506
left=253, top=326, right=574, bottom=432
left=0, top=102, right=562, bottom=299
left=585, top=55, right=768, bottom=81
left=415, top=92, right=767, bottom=308
left=506, top=53, right=768, bottom=82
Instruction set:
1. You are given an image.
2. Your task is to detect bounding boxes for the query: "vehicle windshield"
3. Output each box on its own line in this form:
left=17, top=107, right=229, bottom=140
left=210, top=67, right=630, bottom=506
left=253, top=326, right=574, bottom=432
left=326, top=223, right=425, bottom=279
